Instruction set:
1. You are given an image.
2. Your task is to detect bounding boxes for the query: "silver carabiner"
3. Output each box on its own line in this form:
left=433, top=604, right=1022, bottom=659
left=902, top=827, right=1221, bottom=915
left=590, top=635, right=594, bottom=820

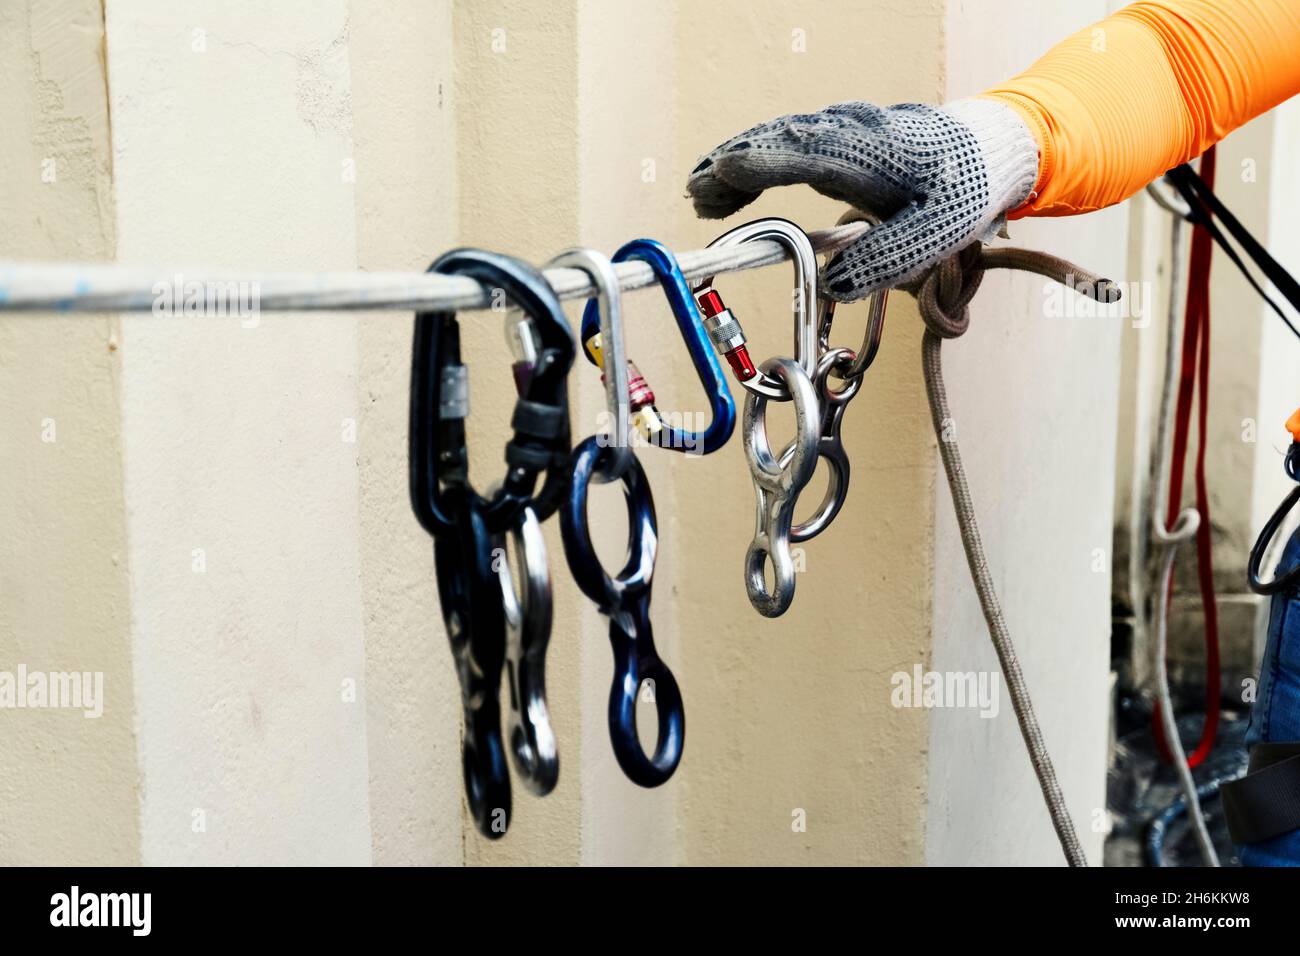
left=548, top=248, right=632, bottom=479
left=762, top=208, right=889, bottom=543
left=497, top=505, right=559, bottom=795
left=783, top=346, right=861, bottom=542
left=743, top=357, right=820, bottom=617
left=817, top=208, right=889, bottom=382
left=691, top=218, right=819, bottom=401
left=816, top=290, right=888, bottom=381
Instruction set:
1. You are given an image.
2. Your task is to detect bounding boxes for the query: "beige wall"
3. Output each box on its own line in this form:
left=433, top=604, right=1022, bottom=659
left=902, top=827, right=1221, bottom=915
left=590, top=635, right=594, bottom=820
left=1, top=0, right=1175, bottom=865
left=0, top=0, right=139, bottom=866
left=350, top=0, right=463, bottom=869
left=106, top=0, right=373, bottom=865
left=666, top=0, right=941, bottom=865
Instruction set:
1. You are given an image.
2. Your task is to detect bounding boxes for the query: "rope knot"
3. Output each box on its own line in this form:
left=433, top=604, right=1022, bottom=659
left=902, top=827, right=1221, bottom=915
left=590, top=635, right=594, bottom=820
left=907, top=242, right=1120, bottom=341
left=914, top=243, right=985, bottom=339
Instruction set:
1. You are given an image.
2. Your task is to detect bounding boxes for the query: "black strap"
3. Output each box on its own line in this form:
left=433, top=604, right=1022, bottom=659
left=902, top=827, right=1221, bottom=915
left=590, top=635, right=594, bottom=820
left=1165, top=164, right=1300, bottom=342
left=504, top=441, right=554, bottom=471
left=510, top=399, right=566, bottom=440
left=1222, top=744, right=1300, bottom=844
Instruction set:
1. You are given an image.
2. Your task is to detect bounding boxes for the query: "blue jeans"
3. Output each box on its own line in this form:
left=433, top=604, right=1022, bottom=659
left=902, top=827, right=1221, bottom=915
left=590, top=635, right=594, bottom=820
left=1239, top=528, right=1300, bottom=866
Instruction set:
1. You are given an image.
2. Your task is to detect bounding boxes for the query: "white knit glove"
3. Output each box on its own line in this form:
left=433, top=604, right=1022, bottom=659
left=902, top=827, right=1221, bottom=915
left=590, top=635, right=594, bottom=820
left=686, top=99, right=1039, bottom=301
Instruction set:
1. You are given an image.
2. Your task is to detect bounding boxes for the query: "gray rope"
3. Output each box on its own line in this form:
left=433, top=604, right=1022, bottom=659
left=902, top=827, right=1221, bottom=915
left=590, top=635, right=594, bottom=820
left=915, top=244, right=1117, bottom=867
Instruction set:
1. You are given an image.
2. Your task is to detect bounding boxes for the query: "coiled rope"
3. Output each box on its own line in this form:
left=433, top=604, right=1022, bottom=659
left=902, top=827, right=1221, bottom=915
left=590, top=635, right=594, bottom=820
left=913, top=243, right=1119, bottom=868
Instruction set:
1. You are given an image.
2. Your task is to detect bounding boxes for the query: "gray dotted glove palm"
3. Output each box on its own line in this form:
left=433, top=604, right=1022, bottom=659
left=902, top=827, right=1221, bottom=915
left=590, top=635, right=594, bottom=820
left=686, top=99, right=1039, bottom=302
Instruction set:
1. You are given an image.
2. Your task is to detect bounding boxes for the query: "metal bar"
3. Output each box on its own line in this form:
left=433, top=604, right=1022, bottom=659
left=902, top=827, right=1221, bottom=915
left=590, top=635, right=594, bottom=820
left=0, top=222, right=870, bottom=315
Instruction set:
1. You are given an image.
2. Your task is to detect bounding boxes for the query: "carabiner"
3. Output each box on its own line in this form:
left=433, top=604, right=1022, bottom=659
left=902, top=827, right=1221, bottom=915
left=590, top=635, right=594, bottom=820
left=783, top=346, right=861, bottom=543
left=434, top=491, right=513, bottom=837
left=409, top=248, right=575, bottom=537
left=560, top=437, right=685, bottom=787
left=779, top=276, right=887, bottom=542
left=817, top=289, right=888, bottom=381
left=744, top=357, right=820, bottom=617
left=691, top=218, right=819, bottom=401
left=774, top=209, right=888, bottom=541
left=816, top=209, right=889, bottom=380
left=409, top=248, right=575, bottom=839
left=550, top=248, right=633, bottom=479
left=1248, top=442, right=1300, bottom=595
left=498, top=505, right=558, bottom=795
left=580, top=239, right=735, bottom=456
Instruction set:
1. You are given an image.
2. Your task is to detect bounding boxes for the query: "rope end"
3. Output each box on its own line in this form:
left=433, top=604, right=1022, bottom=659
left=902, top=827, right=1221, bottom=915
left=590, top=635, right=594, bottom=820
left=1084, top=278, right=1122, bottom=303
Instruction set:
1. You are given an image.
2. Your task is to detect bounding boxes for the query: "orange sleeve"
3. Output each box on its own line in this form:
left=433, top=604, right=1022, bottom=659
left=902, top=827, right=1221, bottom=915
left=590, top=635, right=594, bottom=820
left=981, top=0, right=1300, bottom=218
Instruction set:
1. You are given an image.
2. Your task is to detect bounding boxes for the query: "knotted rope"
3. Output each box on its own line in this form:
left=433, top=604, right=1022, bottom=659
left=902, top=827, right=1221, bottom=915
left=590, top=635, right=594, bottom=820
left=909, top=243, right=1119, bottom=868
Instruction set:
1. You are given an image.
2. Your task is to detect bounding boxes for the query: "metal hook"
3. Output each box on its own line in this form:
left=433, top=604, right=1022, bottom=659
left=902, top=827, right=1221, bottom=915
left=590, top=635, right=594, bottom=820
left=743, top=357, right=820, bottom=617
left=549, top=248, right=633, bottom=480
left=691, top=217, right=819, bottom=401
left=581, top=239, right=735, bottom=456
left=497, top=505, right=559, bottom=795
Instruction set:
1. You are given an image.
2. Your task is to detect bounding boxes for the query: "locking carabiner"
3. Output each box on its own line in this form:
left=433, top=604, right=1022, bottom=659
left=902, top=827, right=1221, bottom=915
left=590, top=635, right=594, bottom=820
left=690, top=220, right=824, bottom=614
left=691, top=218, right=819, bottom=401
left=409, top=248, right=575, bottom=839
left=580, top=238, right=735, bottom=456
left=561, top=438, right=684, bottom=787
left=409, top=248, right=575, bottom=537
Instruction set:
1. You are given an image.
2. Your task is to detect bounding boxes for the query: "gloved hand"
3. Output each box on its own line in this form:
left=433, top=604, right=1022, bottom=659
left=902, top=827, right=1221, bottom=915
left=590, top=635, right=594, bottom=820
left=686, top=100, right=1039, bottom=302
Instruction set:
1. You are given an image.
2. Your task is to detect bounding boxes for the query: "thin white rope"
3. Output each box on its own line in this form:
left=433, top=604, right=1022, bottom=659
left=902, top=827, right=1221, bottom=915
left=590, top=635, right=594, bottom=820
left=1148, top=198, right=1219, bottom=867
left=0, top=222, right=870, bottom=315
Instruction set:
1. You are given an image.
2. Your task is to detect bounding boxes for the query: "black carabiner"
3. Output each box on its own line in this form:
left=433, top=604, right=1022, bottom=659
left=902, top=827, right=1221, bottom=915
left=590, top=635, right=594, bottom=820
left=560, top=438, right=684, bottom=787
left=409, top=248, right=575, bottom=537
left=434, top=490, right=512, bottom=836
left=1248, top=443, right=1300, bottom=595
left=409, top=249, right=575, bottom=839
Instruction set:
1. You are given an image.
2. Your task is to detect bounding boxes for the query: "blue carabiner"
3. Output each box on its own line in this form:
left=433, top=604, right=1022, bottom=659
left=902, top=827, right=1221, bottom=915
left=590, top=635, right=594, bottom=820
left=580, top=239, right=735, bottom=456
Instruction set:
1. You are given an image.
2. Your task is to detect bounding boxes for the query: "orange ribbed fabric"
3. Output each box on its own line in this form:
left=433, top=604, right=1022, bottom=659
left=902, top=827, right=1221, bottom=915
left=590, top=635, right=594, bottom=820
left=981, top=0, right=1300, bottom=218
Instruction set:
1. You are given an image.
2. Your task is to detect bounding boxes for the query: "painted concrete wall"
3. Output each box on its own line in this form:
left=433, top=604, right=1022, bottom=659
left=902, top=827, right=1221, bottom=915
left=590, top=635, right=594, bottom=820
left=0, top=0, right=139, bottom=866
left=667, top=0, right=941, bottom=866
left=106, top=0, right=372, bottom=864
left=349, top=0, right=463, bottom=869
